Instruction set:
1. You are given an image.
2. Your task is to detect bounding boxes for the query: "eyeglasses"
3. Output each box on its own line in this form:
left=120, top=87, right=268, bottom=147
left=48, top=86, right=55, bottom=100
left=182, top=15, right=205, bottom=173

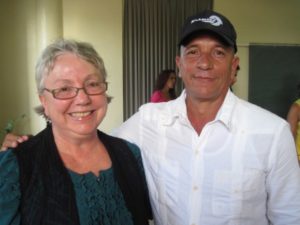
left=44, top=81, right=108, bottom=100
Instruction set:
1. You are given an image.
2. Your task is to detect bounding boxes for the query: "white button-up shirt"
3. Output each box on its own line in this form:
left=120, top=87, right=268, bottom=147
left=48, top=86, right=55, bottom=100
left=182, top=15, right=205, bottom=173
left=114, top=90, right=300, bottom=225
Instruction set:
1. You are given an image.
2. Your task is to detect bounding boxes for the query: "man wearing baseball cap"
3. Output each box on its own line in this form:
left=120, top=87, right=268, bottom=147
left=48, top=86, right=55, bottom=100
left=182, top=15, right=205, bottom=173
left=2, top=10, right=300, bottom=225
left=117, top=9, right=300, bottom=225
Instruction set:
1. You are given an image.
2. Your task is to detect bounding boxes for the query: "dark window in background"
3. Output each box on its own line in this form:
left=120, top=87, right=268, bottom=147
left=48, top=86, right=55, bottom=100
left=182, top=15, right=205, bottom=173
left=249, top=45, right=300, bottom=119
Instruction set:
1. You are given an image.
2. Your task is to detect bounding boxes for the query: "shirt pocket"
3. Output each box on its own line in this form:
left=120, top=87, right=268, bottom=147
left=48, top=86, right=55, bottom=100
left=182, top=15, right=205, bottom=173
left=142, top=151, right=180, bottom=206
left=212, top=169, right=265, bottom=218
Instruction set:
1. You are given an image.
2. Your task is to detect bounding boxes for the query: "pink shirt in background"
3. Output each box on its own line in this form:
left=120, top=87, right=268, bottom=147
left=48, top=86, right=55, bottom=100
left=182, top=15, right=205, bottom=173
left=150, top=90, right=167, bottom=103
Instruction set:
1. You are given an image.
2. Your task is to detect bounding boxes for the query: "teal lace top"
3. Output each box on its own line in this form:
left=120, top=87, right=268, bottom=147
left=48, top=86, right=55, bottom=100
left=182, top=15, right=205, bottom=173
left=0, top=142, right=143, bottom=225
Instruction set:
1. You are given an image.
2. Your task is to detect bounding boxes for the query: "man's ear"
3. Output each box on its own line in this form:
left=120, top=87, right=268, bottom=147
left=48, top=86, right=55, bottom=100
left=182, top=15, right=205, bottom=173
left=175, top=55, right=182, bottom=78
left=231, top=56, right=240, bottom=78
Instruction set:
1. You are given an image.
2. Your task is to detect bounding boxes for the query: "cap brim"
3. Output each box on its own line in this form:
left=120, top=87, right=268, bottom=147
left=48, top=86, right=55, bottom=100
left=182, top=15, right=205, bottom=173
left=179, top=29, right=237, bottom=52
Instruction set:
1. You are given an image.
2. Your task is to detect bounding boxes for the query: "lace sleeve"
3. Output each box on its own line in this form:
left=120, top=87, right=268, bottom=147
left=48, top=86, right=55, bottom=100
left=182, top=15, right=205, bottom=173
left=0, top=150, right=21, bottom=225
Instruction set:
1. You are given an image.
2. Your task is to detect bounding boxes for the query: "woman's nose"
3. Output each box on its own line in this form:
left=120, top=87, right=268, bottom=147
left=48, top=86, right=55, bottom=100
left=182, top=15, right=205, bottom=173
left=75, top=88, right=92, bottom=104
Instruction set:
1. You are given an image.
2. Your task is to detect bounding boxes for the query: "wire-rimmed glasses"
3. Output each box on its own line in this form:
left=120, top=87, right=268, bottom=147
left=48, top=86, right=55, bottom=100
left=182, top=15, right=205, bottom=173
left=43, top=81, right=108, bottom=100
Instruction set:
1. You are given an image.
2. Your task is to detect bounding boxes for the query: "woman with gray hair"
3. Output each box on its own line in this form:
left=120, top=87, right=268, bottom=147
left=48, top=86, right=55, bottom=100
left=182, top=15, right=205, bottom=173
left=0, top=39, right=152, bottom=225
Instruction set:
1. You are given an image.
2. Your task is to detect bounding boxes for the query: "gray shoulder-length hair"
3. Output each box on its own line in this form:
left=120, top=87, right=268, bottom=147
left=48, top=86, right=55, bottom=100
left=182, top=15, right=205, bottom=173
left=35, top=38, right=112, bottom=117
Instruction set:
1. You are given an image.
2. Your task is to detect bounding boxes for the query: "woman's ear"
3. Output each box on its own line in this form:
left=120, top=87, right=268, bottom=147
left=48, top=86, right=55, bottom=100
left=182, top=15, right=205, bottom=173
left=39, top=95, right=48, bottom=117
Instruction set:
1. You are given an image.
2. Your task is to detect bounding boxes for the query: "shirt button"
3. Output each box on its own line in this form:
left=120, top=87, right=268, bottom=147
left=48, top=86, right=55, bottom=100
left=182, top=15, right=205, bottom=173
left=193, top=186, right=199, bottom=191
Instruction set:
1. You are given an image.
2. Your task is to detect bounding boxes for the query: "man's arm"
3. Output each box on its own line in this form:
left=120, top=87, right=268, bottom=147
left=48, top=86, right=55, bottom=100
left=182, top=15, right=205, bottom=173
left=267, top=123, right=300, bottom=224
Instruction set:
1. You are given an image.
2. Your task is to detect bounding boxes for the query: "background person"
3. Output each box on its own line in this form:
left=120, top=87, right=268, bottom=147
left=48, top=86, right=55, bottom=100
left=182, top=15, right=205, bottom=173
left=150, top=69, right=177, bottom=103
left=0, top=39, right=152, bottom=225
left=287, top=82, right=300, bottom=163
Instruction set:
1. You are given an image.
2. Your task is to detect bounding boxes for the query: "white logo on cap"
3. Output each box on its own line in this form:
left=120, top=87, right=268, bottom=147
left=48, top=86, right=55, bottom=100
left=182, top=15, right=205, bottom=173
left=191, top=15, right=223, bottom=26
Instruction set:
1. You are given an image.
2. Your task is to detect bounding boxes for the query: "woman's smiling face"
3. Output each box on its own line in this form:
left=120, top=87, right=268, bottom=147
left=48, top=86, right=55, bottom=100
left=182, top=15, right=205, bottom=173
left=39, top=53, right=108, bottom=139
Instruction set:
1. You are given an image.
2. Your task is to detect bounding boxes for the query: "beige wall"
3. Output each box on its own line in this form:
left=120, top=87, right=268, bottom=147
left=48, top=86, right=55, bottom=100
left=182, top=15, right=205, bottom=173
left=0, top=0, right=123, bottom=140
left=0, top=0, right=38, bottom=140
left=0, top=0, right=299, bottom=139
left=62, top=0, right=123, bottom=133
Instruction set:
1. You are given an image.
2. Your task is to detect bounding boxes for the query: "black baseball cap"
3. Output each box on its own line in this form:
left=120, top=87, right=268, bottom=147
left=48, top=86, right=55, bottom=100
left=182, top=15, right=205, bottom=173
left=179, top=10, right=237, bottom=52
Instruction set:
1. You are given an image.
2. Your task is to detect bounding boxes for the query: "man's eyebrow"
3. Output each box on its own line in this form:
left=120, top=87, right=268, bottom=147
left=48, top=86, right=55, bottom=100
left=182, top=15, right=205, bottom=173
left=183, top=44, right=198, bottom=50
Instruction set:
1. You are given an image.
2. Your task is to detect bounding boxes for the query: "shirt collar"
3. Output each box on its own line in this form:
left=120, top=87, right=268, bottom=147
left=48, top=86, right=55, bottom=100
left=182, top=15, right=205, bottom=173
left=215, top=90, right=237, bottom=131
left=158, top=90, right=187, bottom=126
left=162, top=89, right=237, bottom=131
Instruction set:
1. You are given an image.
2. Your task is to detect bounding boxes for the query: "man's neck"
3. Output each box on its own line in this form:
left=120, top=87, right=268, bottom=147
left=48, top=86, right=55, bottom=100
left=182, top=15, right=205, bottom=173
left=186, top=95, right=225, bottom=135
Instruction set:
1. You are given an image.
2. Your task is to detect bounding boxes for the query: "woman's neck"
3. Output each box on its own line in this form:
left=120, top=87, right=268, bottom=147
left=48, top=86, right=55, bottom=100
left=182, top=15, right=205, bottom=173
left=52, top=128, right=112, bottom=175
